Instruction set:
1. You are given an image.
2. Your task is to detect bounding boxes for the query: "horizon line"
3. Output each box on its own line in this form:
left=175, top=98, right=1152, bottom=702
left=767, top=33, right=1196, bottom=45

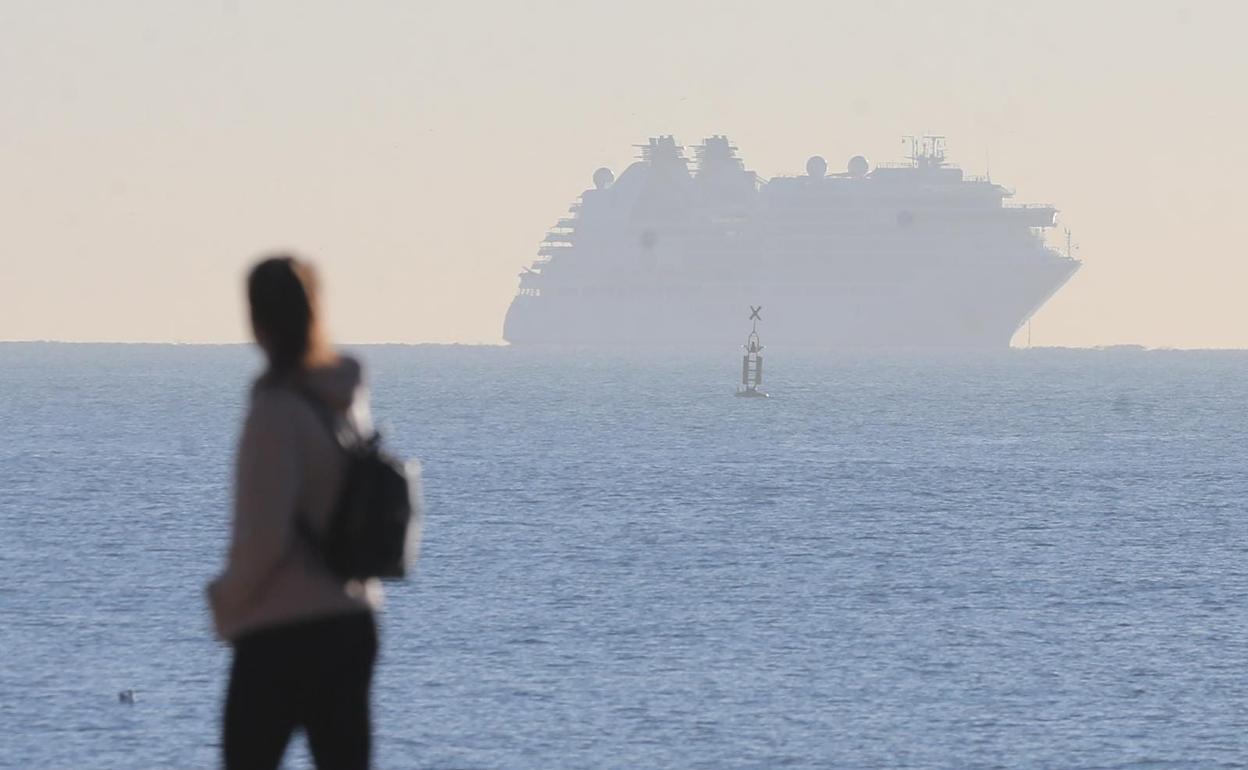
left=6, top=340, right=1248, bottom=353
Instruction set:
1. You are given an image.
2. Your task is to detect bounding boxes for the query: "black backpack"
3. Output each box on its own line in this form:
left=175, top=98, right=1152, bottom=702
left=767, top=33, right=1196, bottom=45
left=295, top=389, right=419, bottom=581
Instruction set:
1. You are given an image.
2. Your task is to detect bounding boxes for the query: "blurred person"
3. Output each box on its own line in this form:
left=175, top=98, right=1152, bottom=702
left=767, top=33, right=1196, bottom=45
left=208, top=254, right=381, bottom=770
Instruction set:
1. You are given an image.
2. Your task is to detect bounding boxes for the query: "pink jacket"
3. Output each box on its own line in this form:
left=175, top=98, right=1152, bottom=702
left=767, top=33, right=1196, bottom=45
left=208, top=357, right=381, bottom=642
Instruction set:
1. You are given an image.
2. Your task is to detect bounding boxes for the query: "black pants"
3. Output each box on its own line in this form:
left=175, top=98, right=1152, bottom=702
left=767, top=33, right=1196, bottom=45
left=224, top=612, right=377, bottom=770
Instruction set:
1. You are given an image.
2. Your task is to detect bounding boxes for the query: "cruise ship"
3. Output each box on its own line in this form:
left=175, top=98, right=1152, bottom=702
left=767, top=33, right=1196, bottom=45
left=502, top=136, right=1080, bottom=348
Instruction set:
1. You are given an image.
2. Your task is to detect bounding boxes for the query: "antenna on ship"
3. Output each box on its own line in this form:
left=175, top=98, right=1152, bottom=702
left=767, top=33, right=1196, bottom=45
left=736, top=306, right=768, bottom=398
left=1064, top=229, right=1079, bottom=259
left=903, top=135, right=947, bottom=166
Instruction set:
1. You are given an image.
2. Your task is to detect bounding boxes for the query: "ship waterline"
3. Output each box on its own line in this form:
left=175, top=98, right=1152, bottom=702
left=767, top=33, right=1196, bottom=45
left=503, top=135, right=1080, bottom=348
left=505, top=262, right=1077, bottom=347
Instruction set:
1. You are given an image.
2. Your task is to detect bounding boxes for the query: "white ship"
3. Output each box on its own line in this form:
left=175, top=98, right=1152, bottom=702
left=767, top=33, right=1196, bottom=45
left=503, top=135, right=1080, bottom=348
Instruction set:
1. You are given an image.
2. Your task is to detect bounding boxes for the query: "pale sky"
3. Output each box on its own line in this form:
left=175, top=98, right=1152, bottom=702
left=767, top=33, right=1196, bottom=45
left=1, top=0, right=1245, bottom=347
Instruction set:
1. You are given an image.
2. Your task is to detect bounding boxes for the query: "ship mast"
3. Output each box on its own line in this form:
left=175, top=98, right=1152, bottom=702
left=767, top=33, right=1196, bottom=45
left=903, top=135, right=948, bottom=167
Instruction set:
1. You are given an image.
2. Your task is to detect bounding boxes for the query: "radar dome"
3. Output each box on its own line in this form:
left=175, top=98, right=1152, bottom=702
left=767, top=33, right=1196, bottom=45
left=592, top=167, right=614, bottom=190
left=805, top=155, right=827, bottom=178
left=848, top=155, right=869, bottom=178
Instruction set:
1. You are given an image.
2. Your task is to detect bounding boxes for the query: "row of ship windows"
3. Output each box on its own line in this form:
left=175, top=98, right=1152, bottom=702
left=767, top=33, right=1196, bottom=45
left=519, top=282, right=982, bottom=299
left=543, top=222, right=1050, bottom=250
left=534, top=239, right=1051, bottom=262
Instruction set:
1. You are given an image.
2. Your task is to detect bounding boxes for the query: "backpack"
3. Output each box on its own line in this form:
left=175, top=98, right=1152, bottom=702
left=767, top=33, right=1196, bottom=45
left=295, top=388, right=421, bottom=581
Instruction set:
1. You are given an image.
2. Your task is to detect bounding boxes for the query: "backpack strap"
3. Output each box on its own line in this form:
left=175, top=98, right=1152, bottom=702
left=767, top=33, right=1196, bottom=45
left=288, top=386, right=351, bottom=554
left=291, top=386, right=349, bottom=446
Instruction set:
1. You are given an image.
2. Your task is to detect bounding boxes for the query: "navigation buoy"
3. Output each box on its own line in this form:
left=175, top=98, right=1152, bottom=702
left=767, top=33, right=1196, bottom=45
left=736, top=306, right=768, bottom=398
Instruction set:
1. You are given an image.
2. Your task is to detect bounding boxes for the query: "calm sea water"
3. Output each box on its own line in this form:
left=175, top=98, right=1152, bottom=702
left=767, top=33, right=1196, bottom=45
left=1, top=343, right=1246, bottom=769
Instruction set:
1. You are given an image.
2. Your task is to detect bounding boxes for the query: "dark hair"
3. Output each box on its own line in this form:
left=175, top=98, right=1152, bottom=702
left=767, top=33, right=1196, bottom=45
left=247, top=254, right=323, bottom=378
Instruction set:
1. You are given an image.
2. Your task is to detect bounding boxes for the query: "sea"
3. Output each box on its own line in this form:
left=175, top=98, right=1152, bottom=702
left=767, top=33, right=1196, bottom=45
left=1, top=342, right=1246, bottom=769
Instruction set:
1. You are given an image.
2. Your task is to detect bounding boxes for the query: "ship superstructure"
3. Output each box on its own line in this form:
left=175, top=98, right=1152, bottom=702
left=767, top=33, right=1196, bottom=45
left=503, top=135, right=1080, bottom=348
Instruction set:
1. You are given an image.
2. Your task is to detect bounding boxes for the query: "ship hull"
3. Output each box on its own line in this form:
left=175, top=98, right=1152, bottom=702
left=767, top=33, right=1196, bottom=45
left=504, top=255, right=1078, bottom=349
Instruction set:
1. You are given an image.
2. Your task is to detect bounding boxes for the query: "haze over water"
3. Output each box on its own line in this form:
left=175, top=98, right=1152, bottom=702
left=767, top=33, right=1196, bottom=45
left=3, top=1, right=1248, bottom=348
left=3, top=343, right=1245, bottom=769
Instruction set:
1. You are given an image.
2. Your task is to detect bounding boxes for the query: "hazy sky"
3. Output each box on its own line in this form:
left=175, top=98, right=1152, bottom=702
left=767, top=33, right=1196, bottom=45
left=1, top=0, right=1245, bottom=347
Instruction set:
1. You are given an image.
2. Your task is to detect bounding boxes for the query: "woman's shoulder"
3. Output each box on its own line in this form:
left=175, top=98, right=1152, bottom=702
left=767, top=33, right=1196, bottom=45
left=247, top=355, right=365, bottom=415
left=299, top=355, right=365, bottom=411
left=243, top=382, right=307, bottom=436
